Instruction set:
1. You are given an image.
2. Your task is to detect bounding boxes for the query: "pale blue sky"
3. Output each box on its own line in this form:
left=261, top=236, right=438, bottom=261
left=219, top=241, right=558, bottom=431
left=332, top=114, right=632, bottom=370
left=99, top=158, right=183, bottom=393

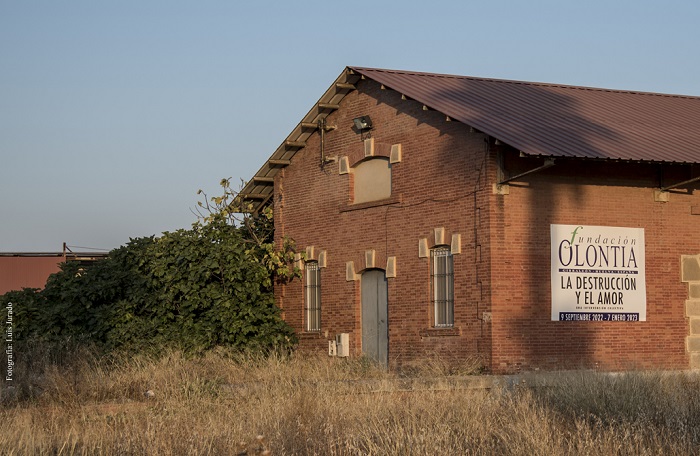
left=1, top=1, right=699, bottom=251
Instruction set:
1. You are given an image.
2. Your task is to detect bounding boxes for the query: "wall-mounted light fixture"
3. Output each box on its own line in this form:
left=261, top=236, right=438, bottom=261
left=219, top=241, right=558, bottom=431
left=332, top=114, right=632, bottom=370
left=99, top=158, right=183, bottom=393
left=353, top=115, right=373, bottom=140
left=353, top=115, right=373, bottom=131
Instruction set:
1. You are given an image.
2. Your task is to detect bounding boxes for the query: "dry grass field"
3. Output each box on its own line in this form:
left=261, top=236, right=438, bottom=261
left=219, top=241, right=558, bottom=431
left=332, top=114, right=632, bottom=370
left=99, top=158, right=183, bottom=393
left=2, top=345, right=700, bottom=455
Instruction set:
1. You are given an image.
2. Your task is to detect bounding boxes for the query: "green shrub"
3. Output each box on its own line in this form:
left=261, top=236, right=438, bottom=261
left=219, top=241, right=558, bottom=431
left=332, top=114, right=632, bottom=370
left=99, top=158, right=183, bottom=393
left=0, top=193, right=297, bottom=354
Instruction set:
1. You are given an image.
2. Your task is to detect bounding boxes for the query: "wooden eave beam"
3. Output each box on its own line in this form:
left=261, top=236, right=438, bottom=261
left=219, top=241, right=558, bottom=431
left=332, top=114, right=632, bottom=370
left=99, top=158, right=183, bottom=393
left=243, top=193, right=269, bottom=200
left=268, top=159, right=291, bottom=167
left=285, top=141, right=306, bottom=149
left=258, top=193, right=274, bottom=210
left=246, top=192, right=274, bottom=215
left=335, top=82, right=355, bottom=90
left=301, top=122, right=318, bottom=129
left=318, top=103, right=340, bottom=110
left=253, top=176, right=274, bottom=185
left=342, top=72, right=361, bottom=85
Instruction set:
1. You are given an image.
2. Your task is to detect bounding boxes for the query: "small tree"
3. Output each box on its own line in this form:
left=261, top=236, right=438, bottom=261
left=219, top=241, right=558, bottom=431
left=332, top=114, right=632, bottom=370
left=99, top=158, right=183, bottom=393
left=195, top=178, right=299, bottom=282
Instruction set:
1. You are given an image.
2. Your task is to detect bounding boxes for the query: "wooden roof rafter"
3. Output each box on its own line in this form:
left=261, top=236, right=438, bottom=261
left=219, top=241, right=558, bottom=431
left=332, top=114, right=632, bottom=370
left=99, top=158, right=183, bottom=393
left=241, top=68, right=360, bottom=213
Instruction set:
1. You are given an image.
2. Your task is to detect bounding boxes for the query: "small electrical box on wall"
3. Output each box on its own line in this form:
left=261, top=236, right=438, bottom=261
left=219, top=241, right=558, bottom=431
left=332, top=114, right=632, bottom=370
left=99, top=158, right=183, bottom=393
left=335, top=333, right=349, bottom=357
left=328, top=340, right=337, bottom=356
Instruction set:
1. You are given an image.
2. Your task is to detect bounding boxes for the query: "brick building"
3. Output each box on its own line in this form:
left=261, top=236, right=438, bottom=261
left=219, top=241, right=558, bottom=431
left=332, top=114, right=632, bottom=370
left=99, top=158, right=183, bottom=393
left=0, top=247, right=108, bottom=295
left=0, top=254, right=64, bottom=295
left=242, top=67, right=700, bottom=373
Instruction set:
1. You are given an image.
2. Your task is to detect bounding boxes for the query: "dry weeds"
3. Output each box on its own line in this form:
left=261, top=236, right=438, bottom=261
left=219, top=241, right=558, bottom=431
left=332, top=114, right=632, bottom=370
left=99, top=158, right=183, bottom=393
left=1, top=346, right=699, bottom=455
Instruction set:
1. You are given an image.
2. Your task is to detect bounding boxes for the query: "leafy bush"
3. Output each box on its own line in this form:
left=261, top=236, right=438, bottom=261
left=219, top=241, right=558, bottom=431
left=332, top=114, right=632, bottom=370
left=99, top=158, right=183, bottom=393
left=0, top=181, right=298, bottom=353
left=109, top=218, right=296, bottom=352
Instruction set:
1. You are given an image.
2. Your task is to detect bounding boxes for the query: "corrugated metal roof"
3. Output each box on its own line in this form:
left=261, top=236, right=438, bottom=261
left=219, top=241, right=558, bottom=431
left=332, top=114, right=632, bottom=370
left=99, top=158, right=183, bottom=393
left=242, top=66, right=700, bottom=211
left=350, top=67, right=700, bottom=163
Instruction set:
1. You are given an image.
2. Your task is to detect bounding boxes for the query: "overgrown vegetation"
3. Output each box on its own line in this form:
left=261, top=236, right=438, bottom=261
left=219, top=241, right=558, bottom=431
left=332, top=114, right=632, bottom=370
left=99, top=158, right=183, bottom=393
left=5, top=179, right=700, bottom=454
left=1, top=349, right=699, bottom=455
left=0, top=179, right=298, bottom=353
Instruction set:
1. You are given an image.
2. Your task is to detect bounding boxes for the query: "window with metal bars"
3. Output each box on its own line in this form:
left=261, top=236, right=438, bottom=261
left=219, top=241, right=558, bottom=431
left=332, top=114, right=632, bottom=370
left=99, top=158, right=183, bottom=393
left=304, top=261, right=321, bottom=332
left=431, top=246, right=454, bottom=327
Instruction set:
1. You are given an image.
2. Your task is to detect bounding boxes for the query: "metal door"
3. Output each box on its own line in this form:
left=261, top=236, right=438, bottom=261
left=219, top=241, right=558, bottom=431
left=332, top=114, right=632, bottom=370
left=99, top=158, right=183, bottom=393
left=361, top=269, right=388, bottom=366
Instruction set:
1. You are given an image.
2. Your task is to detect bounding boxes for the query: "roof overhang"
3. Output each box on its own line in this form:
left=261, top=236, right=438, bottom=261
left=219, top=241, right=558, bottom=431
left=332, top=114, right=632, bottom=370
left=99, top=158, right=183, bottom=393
left=240, top=67, right=362, bottom=213
left=348, top=66, right=700, bottom=165
left=241, top=66, right=700, bottom=211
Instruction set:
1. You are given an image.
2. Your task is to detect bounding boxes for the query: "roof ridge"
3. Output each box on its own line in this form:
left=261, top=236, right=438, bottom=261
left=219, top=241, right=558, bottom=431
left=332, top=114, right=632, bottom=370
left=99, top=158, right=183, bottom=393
left=350, top=66, right=700, bottom=100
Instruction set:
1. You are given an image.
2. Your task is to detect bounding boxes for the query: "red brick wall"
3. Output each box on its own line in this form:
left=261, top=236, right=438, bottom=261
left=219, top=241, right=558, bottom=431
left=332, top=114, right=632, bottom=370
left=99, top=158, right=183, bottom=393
left=274, top=78, right=490, bottom=368
left=272, top=78, right=700, bottom=373
left=489, top=150, right=700, bottom=373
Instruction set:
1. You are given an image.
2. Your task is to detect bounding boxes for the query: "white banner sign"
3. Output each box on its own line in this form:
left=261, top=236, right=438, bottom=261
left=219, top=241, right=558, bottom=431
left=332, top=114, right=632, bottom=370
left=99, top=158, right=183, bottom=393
left=551, top=224, right=646, bottom=321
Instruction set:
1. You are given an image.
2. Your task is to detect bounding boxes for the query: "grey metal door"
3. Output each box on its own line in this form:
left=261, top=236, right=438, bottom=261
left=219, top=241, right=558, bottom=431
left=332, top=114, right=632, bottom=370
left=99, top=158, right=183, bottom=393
left=361, top=269, right=388, bottom=366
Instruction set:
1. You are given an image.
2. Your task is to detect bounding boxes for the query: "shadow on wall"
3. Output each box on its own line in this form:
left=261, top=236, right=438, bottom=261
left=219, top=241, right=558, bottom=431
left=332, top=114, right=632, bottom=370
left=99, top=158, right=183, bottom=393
left=427, top=80, right=623, bottom=372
